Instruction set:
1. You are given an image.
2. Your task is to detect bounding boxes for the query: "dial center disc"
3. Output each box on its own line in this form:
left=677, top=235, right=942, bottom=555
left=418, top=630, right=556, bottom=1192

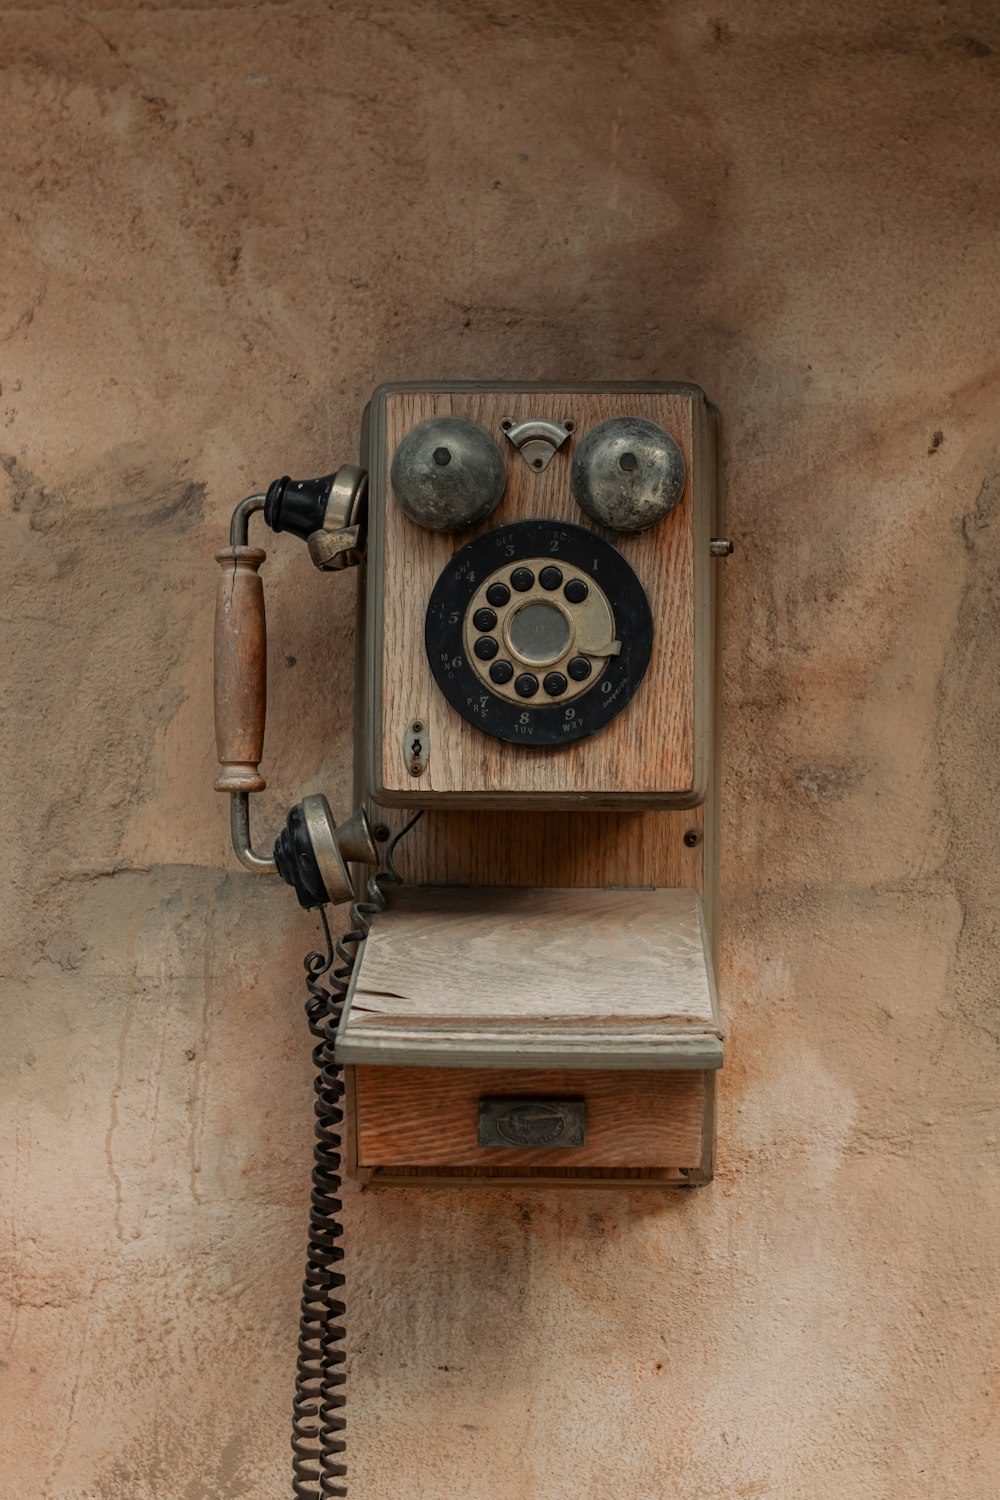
left=506, top=601, right=571, bottom=665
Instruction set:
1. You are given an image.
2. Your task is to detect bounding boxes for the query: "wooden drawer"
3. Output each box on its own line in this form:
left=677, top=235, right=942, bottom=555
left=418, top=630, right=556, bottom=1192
left=348, top=1065, right=711, bottom=1185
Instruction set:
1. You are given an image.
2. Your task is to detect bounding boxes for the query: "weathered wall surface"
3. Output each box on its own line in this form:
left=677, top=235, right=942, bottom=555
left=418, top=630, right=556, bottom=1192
left=2, top=3, right=999, bottom=1496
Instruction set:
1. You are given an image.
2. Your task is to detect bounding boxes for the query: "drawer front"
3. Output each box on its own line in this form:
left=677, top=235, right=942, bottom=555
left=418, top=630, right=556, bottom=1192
left=353, top=1066, right=706, bottom=1171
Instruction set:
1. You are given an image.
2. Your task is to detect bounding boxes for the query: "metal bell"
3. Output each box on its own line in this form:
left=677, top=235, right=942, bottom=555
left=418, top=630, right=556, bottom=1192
left=391, top=417, right=506, bottom=531
left=571, top=416, right=686, bottom=533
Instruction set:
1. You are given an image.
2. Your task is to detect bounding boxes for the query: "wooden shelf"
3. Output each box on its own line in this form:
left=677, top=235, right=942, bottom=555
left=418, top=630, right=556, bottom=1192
left=336, top=885, right=722, bottom=1071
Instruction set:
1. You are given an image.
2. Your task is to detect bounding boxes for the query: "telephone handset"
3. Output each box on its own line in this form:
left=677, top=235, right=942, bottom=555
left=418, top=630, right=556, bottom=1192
left=213, top=466, right=378, bottom=908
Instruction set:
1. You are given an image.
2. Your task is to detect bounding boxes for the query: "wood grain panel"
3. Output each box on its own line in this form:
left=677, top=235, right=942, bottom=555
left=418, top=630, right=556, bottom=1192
left=385, top=806, right=705, bottom=892
left=354, top=1066, right=706, bottom=1170
left=369, top=387, right=709, bottom=804
left=339, top=885, right=722, bottom=1070
left=350, top=886, right=716, bottom=1023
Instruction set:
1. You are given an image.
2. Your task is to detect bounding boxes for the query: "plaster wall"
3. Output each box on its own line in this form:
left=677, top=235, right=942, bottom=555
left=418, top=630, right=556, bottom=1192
left=2, top=3, right=998, bottom=1496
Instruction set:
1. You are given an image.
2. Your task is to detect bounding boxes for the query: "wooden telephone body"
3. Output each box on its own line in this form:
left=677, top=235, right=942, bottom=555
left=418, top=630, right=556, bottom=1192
left=343, top=383, right=721, bottom=1187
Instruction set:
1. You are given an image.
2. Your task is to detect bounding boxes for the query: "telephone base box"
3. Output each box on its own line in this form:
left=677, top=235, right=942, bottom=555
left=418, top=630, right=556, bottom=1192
left=336, top=885, right=720, bottom=1186
left=361, top=382, right=717, bottom=809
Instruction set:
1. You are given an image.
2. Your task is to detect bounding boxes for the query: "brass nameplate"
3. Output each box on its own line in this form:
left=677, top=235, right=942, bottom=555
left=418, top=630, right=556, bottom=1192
left=478, top=1097, right=585, bottom=1149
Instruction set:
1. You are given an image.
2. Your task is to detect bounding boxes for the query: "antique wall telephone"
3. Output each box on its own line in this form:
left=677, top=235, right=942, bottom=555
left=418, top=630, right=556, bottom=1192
left=214, top=382, right=728, bottom=1497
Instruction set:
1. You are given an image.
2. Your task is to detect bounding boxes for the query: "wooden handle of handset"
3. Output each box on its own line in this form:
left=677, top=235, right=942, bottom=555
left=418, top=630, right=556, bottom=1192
left=214, top=546, right=268, bottom=793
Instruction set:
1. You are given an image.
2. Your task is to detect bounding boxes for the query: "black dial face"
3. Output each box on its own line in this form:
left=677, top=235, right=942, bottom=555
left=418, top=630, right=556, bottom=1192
left=424, top=519, right=654, bottom=747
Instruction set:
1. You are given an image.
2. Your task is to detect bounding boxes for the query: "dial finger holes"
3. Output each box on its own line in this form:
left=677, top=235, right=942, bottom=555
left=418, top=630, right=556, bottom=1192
left=459, top=553, right=615, bottom=706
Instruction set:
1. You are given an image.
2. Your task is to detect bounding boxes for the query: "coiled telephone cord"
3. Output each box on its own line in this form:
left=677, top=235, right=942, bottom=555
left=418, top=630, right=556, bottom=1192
left=291, top=812, right=423, bottom=1500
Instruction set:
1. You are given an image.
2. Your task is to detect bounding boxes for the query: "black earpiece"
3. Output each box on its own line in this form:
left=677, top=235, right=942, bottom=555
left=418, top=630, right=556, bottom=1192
left=273, top=795, right=378, bottom=910
left=274, top=802, right=329, bottom=909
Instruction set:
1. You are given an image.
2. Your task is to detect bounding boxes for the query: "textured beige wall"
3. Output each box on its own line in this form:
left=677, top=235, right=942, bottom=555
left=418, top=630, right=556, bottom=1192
left=2, top=2, right=999, bottom=1496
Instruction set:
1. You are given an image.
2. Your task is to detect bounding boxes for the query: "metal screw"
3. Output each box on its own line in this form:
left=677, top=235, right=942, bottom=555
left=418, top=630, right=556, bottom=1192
left=432, top=447, right=451, bottom=466
left=563, top=419, right=576, bottom=432
left=683, top=830, right=701, bottom=847
left=710, top=538, right=734, bottom=557
left=372, top=824, right=390, bottom=842
left=413, top=720, right=424, bottom=733
left=500, top=417, right=513, bottom=431
left=619, top=451, right=638, bottom=472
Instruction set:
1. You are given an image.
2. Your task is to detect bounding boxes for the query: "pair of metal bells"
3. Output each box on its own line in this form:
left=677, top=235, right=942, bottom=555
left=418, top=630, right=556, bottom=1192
left=391, top=415, right=686, bottom=536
